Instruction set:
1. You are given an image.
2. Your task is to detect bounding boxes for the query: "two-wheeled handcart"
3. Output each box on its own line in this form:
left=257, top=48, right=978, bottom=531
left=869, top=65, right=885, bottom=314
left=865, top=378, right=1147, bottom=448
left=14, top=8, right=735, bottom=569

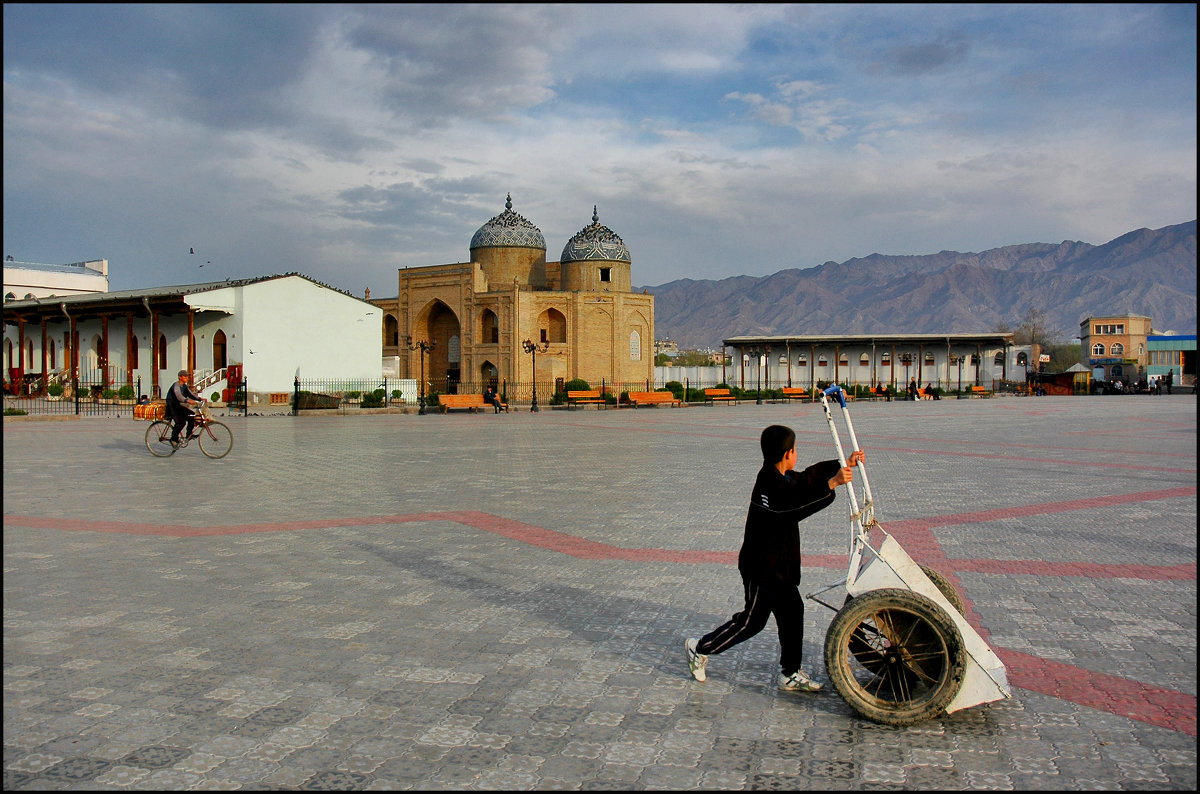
left=806, top=385, right=1011, bottom=726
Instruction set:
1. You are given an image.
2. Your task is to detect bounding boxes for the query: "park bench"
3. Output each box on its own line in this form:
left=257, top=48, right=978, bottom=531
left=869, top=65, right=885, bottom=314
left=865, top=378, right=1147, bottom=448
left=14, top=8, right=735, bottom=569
left=567, top=389, right=607, bottom=409
left=970, top=385, right=991, bottom=398
left=438, top=393, right=487, bottom=413
left=781, top=387, right=810, bottom=401
left=628, top=390, right=681, bottom=408
left=704, top=388, right=737, bottom=405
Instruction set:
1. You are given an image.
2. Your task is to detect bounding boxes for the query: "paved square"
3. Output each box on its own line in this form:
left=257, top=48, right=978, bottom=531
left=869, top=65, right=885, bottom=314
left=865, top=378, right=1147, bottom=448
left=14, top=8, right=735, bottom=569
left=4, top=396, right=1196, bottom=789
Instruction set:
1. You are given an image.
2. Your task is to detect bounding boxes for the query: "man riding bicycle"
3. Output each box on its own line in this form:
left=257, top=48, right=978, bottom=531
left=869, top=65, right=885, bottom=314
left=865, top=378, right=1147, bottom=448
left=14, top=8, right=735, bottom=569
left=166, top=369, right=203, bottom=447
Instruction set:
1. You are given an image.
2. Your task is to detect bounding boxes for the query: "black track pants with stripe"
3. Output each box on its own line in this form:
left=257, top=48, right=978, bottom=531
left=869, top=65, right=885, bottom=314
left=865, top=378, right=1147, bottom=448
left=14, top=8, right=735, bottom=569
left=695, top=574, right=805, bottom=676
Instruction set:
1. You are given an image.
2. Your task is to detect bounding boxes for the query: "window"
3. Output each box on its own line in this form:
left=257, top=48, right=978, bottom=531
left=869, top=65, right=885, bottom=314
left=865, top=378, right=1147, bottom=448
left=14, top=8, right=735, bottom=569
left=994, top=352, right=1004, bottom=365
left=1016, top=352, right=1028, bottom=366
left=540, top=328, right=548, bottom=343
left=1110, top=343, right=1124, bottom=355
left=599, top=267, right=611, bottom=283
left=158, top=335, right=167, bottom=369
left=839, top=354, right=849, bottom=366
left=859, top=354, right=869, bottom=366
left=880, top=352, right=891, bottom=366
left=630, top=330, right=641, bottom=361
left=1093, top=323, right=1125, bottom=335
left=924, top=353, right=935, bottom=365
left=817, top=356, right=828, bottom=367
left=1091, top=343, right=1105, bottom=356
left=796, top=356, right=808, bottom=367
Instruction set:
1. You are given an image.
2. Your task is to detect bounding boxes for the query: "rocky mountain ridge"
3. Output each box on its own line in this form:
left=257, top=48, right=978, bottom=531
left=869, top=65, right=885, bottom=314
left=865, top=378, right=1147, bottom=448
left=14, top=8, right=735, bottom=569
left=640, top=220, right=1197, bottom=349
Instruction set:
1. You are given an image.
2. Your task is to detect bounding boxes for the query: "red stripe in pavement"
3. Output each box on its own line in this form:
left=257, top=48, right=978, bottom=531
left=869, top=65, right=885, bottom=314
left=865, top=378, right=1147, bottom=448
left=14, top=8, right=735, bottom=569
left=998, top=648, right=1197, bottom=737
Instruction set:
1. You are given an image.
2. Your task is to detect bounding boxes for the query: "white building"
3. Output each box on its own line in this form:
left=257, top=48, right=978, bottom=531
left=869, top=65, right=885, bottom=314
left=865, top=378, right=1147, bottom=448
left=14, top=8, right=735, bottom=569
left=3, top=273, right=381, bottom=402
left=3, top=258, right=109, bottom=299
left=720, top=333, right=1016, bottom=391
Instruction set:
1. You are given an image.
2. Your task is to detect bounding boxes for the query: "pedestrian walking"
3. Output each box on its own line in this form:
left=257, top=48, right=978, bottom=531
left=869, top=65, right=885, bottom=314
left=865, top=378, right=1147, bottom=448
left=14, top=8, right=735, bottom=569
left=685, top=424, right=863, bottom=693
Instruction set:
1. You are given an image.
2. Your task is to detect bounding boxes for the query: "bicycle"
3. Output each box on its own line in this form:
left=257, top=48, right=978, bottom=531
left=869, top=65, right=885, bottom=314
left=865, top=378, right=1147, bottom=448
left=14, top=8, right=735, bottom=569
left=145, top=402, right=233, bottom=459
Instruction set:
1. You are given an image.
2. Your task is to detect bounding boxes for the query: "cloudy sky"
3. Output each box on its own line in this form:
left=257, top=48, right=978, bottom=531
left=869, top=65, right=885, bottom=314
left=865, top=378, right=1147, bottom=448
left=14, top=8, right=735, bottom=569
left=4, top=4, right=1195, bottom=296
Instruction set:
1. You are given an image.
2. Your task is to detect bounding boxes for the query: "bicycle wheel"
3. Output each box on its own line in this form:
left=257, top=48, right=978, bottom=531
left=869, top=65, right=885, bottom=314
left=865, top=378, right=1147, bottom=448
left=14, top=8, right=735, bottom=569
left=198, top=421, right=233, bottom=459
left=145, top=420, right=177, bottom=457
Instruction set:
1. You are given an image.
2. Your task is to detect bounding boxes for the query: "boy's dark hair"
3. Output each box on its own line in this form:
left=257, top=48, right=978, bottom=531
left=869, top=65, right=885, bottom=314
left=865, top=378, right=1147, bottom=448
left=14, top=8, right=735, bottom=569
left=760, top=424, right=796, bottom=464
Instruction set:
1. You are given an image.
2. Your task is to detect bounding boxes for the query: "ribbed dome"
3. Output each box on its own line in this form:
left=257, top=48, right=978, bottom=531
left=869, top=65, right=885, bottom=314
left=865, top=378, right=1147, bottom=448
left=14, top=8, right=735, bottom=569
left=560, top=207, right=630, bottom=263
left=469, top=193, right=546, bottom=251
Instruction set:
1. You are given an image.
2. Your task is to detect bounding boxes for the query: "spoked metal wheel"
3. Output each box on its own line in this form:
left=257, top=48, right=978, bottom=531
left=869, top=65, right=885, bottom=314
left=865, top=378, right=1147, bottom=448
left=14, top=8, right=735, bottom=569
left=825, top=588, right=965, bottom=726
left=145, top=420, right=177, bottom=457
left=198, top=421, right=233, bottom=459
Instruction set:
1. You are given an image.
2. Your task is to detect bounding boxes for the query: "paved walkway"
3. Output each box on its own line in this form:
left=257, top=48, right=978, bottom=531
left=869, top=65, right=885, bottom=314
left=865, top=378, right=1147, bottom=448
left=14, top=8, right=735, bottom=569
left=4, top=396, right=1196, bottom=790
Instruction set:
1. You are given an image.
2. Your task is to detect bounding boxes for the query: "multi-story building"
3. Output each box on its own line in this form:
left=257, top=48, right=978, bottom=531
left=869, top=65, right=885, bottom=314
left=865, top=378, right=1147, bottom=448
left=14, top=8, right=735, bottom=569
left=3, top=258, right=109, bottom=300
left=1079, top=314, right=1153, bottom=385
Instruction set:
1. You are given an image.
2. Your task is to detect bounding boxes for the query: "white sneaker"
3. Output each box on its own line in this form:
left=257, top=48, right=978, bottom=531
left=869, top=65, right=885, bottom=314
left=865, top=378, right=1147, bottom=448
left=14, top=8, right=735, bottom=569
left=685, top=638, right=708, bottom=682
left=778, top=669, right=822, bottom=692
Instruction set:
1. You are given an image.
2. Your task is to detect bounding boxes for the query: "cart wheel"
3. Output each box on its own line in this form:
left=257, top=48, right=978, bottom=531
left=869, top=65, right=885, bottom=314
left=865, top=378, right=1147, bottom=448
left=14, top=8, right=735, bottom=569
left=919, top=564, right=965, bottom=616
left=825, top=588, right=965, bottom=726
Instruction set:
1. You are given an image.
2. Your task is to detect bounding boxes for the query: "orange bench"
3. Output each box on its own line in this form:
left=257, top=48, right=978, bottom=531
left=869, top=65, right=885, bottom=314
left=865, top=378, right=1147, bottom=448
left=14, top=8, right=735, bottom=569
left=628, top=390, right=681, bottom=408
left=438, top=394, right=486, bottom=413
left=970, top=385, right=990, bottom=397
left=567, top=389, right=607, bottom=409
left=781, top=387, right=810, bottom=401
left=704, top=388, right=736, bottom=404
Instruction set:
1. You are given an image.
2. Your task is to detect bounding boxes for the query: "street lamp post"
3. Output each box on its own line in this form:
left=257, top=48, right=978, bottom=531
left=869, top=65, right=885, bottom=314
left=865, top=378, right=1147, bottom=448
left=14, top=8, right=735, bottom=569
left=901, top=353, right=913, bottom=399
left=954, top=354, right=964, bottom=399
left=749, top=348, right=763, bottom=404
left=406, top=336, right=435, bottom=414
left=523, top=339, right=548, bottom=412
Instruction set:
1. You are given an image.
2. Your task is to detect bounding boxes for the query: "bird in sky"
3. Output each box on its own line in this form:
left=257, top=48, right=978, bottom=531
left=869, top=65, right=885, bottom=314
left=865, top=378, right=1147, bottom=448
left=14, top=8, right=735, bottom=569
left=189, top=247, right=195, bottom=254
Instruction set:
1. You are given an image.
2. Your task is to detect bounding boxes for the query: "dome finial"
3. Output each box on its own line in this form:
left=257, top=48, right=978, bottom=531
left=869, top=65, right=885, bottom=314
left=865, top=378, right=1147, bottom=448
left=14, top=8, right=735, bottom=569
left=505, top=193, right=513, bottom=211
left=592, top=206, right=599, bottom=225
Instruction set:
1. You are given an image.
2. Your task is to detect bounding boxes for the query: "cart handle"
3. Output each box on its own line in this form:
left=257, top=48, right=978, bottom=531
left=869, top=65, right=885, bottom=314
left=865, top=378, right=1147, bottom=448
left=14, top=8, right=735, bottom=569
left=823, top=383, right=847, bottom=408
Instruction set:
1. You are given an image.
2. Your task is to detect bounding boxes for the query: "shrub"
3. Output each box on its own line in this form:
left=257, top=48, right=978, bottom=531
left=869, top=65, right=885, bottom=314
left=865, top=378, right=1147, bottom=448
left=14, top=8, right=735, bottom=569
left=101, top=388, right=118, bottom=399
left=345, top=390, right=361, bottom=400
left=4, top=407, right=27, bottom=416
left=210, top=392, right=220, bottom=402
left=664, top=380, right=684, bottom=399
left=391, top=389, right=403, bottom=399
left=563, top=378, right=591, bottom=392
left=118, top=385, right=135, bottom=400
left=361, top=389, right=385, bottom=408
left=47, top=383, right=65, bottom=397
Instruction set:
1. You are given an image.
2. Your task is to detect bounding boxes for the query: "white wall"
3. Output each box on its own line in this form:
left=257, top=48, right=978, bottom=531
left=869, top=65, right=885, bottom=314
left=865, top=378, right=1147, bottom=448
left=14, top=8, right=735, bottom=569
left=240, top=276, right=381, bottom=391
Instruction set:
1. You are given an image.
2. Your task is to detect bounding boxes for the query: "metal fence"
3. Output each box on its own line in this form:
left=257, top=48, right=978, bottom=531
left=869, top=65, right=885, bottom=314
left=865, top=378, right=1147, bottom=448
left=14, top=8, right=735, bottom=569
left=3, top=374, right=252, bottom=418
left=294, top=376, right=681, bottom=411
left=4, top=375, right=146, bottom=417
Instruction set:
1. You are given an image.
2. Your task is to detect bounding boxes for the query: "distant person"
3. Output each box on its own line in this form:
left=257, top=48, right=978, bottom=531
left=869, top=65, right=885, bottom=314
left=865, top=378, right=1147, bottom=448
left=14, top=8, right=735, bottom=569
left=483, top=385, right=506, bottom=413
left=1166, top=369, right=1173, bottom=395
left=925, top=383, right=939, bottom=400
left=908, top=378, right=918, bottom=401
left=684, top=424, right=864, bottom=693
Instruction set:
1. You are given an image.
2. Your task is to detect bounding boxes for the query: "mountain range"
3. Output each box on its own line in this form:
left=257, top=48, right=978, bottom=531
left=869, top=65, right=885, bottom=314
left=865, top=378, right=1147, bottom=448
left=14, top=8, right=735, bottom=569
left=639, top=220, right=1197, bottom=349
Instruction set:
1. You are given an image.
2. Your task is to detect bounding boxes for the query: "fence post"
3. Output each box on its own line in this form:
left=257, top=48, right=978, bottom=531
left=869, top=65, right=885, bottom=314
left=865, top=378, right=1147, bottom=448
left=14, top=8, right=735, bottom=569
left=293, top=376, right=300, bottom=415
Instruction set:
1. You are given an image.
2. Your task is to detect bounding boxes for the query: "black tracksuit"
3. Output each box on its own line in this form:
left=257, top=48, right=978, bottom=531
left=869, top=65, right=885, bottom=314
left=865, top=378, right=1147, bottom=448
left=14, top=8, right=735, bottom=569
left=696, top=459, right=841, bottom=676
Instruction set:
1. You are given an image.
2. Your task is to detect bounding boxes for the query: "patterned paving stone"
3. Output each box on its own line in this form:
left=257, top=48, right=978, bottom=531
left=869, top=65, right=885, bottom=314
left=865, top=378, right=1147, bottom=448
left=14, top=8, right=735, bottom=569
left=3, top=399, right=1196, bottom=789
